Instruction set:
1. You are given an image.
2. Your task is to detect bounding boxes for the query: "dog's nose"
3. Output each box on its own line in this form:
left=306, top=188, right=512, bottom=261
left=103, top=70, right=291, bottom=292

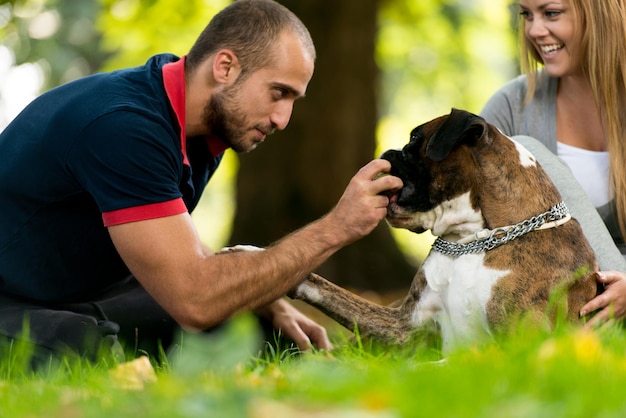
left=380, top=149, right=400, bottom=162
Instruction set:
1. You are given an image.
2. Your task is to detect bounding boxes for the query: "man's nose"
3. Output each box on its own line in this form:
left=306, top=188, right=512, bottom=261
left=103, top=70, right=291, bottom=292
left=270, top=101, right=294, bottom=131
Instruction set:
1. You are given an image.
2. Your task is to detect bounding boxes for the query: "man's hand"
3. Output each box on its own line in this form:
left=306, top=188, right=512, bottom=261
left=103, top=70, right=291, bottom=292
left=581, top=271, right=626, bottom=328
left=325, top=159, right=403, bottom=245
left=257, top=299, right=332, bottom=351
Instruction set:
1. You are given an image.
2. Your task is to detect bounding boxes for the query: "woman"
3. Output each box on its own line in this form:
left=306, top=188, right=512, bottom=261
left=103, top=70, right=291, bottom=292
left=481, top=0, right=626, bottom=327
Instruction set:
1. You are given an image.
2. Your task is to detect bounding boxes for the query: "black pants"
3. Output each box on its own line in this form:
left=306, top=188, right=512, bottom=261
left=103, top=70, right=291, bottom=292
left=0, top=277, right=293, bottom=365
left=0, top=277, right=179, bottom=363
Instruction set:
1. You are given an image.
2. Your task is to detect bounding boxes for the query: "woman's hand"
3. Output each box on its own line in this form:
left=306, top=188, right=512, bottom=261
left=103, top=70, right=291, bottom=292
left=580, top=271, right=626, bottom=328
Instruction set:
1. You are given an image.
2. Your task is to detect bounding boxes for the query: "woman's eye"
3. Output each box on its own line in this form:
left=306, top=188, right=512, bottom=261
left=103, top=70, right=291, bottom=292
left=545, top=10, right=562, bottom=18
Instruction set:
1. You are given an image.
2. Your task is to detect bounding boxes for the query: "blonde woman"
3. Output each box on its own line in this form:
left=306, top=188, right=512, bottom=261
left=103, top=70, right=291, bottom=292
left=481, top=0, right=626, bottom=326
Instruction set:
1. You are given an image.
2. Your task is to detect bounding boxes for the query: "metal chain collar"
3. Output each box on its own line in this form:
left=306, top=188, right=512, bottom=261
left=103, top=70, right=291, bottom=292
left=432, top=201, right=570, bottom=257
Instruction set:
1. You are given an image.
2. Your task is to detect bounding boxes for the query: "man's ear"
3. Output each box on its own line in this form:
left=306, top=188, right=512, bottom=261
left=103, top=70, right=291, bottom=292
left=212, top=49, right=241, bottom=84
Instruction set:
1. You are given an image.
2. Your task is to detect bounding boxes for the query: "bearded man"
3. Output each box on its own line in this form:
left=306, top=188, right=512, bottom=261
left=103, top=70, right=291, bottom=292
left=0, top=0, right=401, bottom=361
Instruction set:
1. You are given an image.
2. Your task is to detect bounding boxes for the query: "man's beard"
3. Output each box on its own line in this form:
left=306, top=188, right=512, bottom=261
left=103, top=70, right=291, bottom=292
left=202, top=85, right=257, bottom=153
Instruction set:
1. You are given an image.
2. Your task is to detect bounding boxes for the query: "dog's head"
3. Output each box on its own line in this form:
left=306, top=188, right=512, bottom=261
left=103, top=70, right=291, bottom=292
left=381, top=108, right=530, bottom=240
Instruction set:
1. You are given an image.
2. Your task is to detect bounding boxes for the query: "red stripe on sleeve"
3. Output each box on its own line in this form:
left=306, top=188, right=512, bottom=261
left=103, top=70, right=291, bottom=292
left=102, top=198, right=188, bottom=227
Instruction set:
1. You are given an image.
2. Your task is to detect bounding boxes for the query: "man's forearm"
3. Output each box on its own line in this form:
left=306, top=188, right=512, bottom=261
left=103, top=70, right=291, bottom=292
left=200, top=214, right=349, bottom=323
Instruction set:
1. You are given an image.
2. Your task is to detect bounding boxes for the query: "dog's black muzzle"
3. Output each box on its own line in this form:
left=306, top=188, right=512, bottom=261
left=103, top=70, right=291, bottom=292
left=380, top=149, right=407, bottom=180
left=380, top=148, right=434, bottom=213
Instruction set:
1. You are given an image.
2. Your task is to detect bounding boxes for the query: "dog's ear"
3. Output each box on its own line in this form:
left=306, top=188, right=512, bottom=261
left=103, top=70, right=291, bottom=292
left=426, top=108, right=487, bottom=162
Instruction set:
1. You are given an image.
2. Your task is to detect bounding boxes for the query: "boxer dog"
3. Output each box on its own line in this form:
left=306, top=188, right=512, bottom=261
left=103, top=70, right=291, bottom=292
left=288, top=108, right=598, bottom=353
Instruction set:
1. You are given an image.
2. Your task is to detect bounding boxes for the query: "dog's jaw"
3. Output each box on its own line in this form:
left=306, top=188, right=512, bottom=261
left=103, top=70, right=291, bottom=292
left=387, top=192, right=485, bottom=241
left=386, top=194, right=435, bottom=233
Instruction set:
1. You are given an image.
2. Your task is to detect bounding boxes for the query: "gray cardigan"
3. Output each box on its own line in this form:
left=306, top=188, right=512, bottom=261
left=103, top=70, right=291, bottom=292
left=481, top=73, right=626, bottom=270
left=481, top=73, right=559, bottom=151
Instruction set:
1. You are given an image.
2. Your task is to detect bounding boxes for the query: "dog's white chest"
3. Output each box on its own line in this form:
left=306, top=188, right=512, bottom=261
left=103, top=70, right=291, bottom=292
left=413, top=252, right=510, bottom=351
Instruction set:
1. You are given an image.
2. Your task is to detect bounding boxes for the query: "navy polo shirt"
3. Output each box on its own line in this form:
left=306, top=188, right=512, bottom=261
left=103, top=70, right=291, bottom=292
left=0, top=54, right=228, bottom=303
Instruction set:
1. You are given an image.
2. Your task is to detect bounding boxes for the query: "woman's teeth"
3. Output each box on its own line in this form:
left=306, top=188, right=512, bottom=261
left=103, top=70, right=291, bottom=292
left=541, top=43, right=563, bottom=54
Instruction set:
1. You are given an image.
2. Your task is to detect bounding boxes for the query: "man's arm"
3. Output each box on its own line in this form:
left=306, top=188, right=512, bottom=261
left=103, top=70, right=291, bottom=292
left=107, top=159, right=402, bottom=331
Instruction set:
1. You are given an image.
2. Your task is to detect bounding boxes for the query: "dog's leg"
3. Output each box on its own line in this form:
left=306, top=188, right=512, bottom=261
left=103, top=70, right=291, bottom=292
left=289, top=272, right=419, bottom=344
left=220, top=245, right=431, bottom=345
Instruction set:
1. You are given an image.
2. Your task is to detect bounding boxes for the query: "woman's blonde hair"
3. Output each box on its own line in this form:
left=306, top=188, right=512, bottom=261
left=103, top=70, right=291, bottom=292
left=519, top=0, right=626, bottom=240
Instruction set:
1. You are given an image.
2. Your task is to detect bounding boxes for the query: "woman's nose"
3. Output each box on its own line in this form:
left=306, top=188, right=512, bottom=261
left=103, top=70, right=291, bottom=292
left=526, top=17, right=549, bottom=39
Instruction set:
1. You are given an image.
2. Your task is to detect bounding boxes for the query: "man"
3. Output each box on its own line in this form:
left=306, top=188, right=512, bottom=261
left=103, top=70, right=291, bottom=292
left=0, top=0, right=402, bottom=360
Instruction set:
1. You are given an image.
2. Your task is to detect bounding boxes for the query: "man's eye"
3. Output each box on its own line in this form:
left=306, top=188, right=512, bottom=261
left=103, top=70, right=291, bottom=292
left=272, top=89, right=285, bottom=100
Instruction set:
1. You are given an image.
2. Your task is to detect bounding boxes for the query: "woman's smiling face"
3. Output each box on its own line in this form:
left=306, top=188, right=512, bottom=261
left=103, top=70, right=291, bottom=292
left=519, top=0, right=582, bottom=78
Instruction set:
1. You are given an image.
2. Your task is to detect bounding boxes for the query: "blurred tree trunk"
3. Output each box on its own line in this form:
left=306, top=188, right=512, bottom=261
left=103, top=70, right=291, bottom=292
left=230, top=0, right=415, bottom=292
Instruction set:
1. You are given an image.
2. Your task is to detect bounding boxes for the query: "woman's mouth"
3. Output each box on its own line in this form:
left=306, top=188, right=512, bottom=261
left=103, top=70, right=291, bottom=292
left=539, top=43, right=564, bottom=57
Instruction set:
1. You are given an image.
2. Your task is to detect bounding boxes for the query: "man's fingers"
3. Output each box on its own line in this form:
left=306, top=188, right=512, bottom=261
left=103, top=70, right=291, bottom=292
left=304, top=321, right=332, bottom=350
left=355, top=160, right=402, bottom=193
left=290, top=320, right=332, bottom=351
left=289, top=328, right=313, bottom=352
left=373, top=195, right=391, bottom=208
left=372, top=174, right=403, bottom=196
left=306, top=325, right=332, bottom=350
left=358, top=159, right=391, bottom=179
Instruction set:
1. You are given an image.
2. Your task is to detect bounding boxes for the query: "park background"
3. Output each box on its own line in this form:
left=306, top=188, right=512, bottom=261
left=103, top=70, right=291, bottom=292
left=9, top=4, right=626, bottom=418
left=0, top=0, right=518, bottom=293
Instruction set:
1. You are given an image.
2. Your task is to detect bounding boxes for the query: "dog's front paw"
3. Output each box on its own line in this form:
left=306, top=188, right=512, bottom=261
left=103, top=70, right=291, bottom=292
left=288, top=275, right=322, bottom=301
left=218, top=244, right=265, bottom=254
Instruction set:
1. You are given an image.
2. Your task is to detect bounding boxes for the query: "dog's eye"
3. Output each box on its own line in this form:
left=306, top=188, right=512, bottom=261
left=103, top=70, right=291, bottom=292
left=403, top=139, right=421, bottom=159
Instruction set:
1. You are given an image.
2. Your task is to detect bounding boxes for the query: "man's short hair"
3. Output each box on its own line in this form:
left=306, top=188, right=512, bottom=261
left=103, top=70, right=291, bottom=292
left=186, top=0, right=315, bottom=78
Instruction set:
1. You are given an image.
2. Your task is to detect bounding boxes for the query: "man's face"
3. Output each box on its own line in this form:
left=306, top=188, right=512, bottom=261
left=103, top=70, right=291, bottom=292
left=203, top=31, right=314, bottom=153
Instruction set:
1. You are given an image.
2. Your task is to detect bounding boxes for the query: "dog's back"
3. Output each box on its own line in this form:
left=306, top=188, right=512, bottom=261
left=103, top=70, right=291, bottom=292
left=477, top=132, right=597, bottom=331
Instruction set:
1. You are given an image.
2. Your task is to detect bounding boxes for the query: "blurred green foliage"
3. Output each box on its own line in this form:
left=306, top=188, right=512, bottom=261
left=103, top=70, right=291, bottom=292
left=0, top=0, right=108, bottom=89
left=376, top=0, right=516, bottom=153
left=97, top=0, right=229, bottom=70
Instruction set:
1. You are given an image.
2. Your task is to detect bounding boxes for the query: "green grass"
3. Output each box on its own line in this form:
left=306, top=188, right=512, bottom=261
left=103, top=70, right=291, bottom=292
left=2, top=314, right=626, bottom=418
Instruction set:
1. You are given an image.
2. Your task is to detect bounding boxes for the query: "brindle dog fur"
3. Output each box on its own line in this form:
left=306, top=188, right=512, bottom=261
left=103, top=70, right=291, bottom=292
left=288, top=109, right=598, bottom=351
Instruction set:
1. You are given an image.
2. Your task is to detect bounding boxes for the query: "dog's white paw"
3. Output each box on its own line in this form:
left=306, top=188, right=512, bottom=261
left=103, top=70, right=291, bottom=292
left=218, top=244, right=265, bottom=254
left=291, top=281, right=323, bottom=302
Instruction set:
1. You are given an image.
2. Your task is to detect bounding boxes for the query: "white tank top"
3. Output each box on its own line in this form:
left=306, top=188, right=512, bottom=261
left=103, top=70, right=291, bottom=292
left=557, top=141, right=612, bottom=208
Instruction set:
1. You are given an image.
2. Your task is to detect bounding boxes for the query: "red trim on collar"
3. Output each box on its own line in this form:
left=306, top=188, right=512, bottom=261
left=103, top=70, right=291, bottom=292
left=162, top=56, right=229, bottom=164
left=162, top=57, right=189, bottom=165
left=207, top=135, right=229, bottom=156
